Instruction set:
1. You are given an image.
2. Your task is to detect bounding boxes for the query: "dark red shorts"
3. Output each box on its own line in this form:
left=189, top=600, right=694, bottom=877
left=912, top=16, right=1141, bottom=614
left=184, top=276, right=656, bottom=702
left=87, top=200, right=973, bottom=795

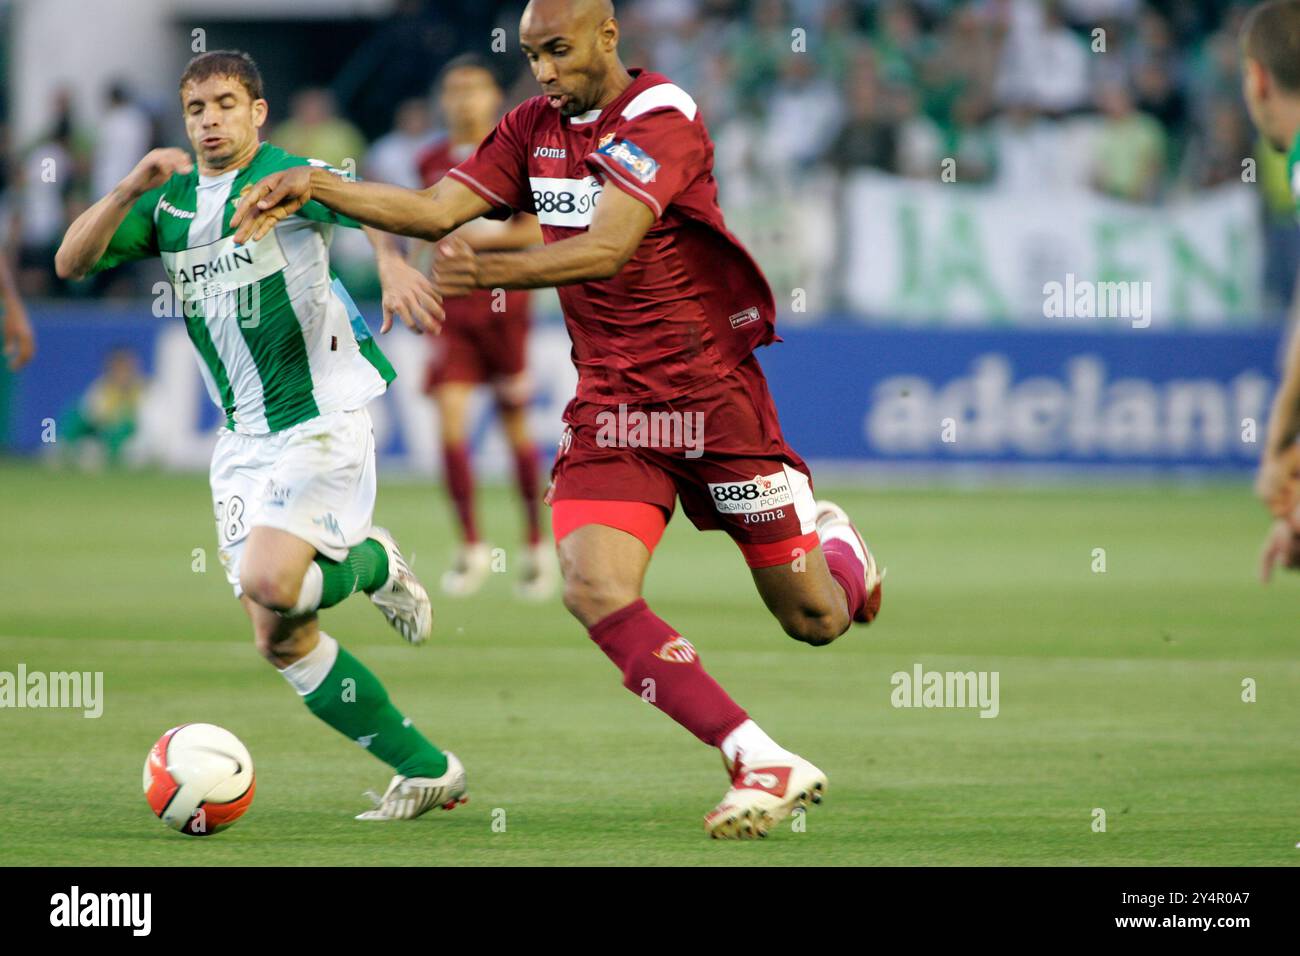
left=424, top=311, right=530, bottom=392
left=547, top=354, right=819, bottom=567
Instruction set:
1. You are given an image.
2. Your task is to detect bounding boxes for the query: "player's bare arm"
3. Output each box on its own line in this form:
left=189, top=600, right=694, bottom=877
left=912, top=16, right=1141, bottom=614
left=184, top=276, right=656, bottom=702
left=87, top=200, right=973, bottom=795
left=363, top=226, right=445, bottom=336
left=1256, top=318, right=1300, bottom=515
left=433, top=184, right=653, bottom=296
left=460, top=214, right=544, bottom=253
left=55, top=148, right=194, bottom=281
left=1, top=253, right=34, bottom=370
left=407, top=215, right=541, bottom=276
left=231, top=167, right=492, bottom=245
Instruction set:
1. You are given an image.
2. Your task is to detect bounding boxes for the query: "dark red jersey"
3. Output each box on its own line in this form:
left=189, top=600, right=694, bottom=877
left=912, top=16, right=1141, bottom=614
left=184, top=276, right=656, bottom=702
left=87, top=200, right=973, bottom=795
left=448, top=69, right=777, bottom=404
left=415, top=135, right=530, bottom=328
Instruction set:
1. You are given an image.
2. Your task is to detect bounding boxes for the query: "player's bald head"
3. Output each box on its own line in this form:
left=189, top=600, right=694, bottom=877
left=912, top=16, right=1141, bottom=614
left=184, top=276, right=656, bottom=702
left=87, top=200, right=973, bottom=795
left=519, top=0, right=624, bottom=117
left=521, top=0, right=615, bottom=38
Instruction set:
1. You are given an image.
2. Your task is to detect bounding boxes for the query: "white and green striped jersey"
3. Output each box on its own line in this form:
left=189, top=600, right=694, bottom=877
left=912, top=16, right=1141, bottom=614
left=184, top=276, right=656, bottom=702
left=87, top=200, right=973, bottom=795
left=91, top=142, right=394, bottom=435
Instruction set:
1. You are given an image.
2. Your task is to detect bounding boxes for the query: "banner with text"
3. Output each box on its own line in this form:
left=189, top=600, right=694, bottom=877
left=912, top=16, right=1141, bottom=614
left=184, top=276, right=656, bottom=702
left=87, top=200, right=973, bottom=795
left=842, top=173, right=1264, bottom=328
left=1, top=307, right=1279, bottom=475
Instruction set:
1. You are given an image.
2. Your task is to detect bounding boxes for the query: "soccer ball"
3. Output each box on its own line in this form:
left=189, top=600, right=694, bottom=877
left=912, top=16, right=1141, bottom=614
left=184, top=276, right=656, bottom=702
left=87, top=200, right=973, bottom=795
left=143, top=723, right=255, bottom=836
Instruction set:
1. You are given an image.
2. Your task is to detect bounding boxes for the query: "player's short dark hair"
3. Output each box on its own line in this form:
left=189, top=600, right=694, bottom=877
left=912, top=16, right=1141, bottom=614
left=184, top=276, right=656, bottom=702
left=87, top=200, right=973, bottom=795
left=1242, top=0, right=1300, bottom=93
left=179, top=50, right=265, bottom=102
left=436, top=52, right=500, bottom=91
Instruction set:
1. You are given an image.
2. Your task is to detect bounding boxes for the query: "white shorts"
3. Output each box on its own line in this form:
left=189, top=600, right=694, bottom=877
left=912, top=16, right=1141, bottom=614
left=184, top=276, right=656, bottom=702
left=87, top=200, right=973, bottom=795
left=209, top=407, right=377, bottom=597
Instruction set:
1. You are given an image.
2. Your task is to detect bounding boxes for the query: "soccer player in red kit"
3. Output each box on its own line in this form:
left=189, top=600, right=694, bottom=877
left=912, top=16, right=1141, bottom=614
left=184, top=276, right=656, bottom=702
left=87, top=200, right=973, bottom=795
left=411, top=55, right=552, bottom=599
left=233, top=0, right=883, bottom=839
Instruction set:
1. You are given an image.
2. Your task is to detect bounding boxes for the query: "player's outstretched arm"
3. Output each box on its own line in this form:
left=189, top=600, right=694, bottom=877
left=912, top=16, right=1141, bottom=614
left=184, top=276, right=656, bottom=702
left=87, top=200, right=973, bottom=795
left=407, top=214, right=540, bottom=277
left=363, top=226, right=444, bottom=336
left=1257, top=312, right=1300, bottom=516
left=0, top=253, right=34, bottom=370
left=55, top=148, right=193, bottom=281
left=433, top=185, right=653, bottom=296
left=231, top=167, right=492, bottom=245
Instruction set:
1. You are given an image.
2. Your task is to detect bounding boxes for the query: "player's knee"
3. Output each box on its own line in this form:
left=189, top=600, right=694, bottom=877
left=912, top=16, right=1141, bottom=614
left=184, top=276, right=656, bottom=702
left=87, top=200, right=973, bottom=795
left=240, top=568, right=301, bottom=613
left=562, top=574, right=639, bottom=628
left=779, top=607, right=847, bottom=647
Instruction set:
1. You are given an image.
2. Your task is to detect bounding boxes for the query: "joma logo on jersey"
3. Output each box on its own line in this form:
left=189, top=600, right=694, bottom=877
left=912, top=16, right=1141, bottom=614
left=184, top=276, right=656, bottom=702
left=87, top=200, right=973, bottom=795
left=533, top=146, right=566, bottom=159
left=598, top=138, right=658, bottom=183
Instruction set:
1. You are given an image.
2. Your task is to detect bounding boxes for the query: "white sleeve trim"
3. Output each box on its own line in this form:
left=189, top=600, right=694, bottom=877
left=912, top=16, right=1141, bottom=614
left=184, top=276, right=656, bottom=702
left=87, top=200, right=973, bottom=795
left=447, top=167, right=512, bottom=209
left=622, top=83, right=698, bottom=122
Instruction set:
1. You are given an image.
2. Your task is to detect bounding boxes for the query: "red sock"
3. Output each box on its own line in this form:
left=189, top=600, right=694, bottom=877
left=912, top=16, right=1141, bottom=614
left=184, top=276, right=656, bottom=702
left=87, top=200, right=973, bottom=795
left=588, top=599, right=747, bottom=746
left=511, top=442, right=542, bottom=546
left=822, top=539, right=869, bottom=622
left=442, top=442, right=478, bottom=543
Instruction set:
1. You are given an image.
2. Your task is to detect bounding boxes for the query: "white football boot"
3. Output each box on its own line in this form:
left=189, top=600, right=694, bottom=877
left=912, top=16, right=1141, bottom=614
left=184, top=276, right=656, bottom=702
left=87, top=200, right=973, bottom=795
left=440, top=542, right=493, bottom=597
left=355, top=751, right=468, bottom=821
left=814, top=499, right=883, bottom=623
left=514, top=541, right=557, bottom=601
left=367, top=526, right=433, bottom=645
left=704, top=751, right=827, bottom=839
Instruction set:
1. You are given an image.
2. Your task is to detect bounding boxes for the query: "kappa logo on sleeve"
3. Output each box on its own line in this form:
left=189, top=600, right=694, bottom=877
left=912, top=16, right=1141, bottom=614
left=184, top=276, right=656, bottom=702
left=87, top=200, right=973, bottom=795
left=598, top=138, right=659, bottom=184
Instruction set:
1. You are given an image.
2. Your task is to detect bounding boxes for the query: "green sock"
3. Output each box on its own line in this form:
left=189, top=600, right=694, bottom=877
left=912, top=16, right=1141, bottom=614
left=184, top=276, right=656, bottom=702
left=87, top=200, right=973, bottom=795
left=316, top=539, right=389, bottom=609
left=303, top=644, right=448, bottom=778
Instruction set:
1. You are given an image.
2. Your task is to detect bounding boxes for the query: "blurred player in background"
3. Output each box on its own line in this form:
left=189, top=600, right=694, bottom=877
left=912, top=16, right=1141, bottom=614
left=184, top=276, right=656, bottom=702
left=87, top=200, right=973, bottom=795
left=411, top=55, right=552, bottom=600
left=1239, top=0, right=1300, bottom=579
left=233, top=0, right=883, bottom=840
left=55, top=345, right=145, bottom=467
left=54, top=50, right=467, bottom=821
left=1, top=253, right=34, bottom=370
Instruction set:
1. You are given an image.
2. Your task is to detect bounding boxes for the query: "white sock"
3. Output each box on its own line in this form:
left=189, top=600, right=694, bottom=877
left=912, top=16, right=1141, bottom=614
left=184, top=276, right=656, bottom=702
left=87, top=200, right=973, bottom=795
left=720, top=719, right=792, bottom=763
left=288, top=563, right=324, bottom=616
left=818, top=519, right=866, bottom=564
left=280, top=631, right=338, bottom=695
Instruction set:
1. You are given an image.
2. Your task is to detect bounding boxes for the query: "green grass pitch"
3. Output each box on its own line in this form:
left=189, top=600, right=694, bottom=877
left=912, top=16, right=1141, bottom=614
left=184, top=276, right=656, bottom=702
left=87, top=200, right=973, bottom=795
left=1, top=461, right=1298, bottom=866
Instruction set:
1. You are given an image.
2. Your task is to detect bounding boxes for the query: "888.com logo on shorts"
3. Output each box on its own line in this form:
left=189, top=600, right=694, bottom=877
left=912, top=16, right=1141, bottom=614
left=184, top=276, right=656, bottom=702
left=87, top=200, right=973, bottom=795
left=708, top=471, right=796, bottom=515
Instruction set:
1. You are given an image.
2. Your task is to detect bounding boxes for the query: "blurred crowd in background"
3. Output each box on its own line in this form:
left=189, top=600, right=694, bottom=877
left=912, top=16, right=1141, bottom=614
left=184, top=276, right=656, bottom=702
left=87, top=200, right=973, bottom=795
left=1, top=0, right=1294, bottom=309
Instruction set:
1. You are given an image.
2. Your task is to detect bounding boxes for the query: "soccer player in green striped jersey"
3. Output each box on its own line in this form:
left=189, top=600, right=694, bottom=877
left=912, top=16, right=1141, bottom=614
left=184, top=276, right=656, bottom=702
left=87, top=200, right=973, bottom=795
left=1240, top=2, right=1300, bottom=580
left=55, top=50, right=466, bottom=821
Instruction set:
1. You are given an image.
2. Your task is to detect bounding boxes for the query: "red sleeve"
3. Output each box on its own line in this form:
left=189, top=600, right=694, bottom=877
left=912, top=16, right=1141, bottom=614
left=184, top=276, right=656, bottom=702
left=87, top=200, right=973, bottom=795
left=447, top=103, right=533, bottom=215
left=585, top=108, right=706, bottom=219
left=415, top=145, right=445, bottom=189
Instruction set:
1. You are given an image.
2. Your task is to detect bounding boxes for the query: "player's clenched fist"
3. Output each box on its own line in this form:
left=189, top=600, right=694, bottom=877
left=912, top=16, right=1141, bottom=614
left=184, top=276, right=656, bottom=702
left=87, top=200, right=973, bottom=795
left=122, top=148, right=193, bottom=199
left=231, top=166, right=314, bottom=243
left=431, top=236, right=480, bottom=297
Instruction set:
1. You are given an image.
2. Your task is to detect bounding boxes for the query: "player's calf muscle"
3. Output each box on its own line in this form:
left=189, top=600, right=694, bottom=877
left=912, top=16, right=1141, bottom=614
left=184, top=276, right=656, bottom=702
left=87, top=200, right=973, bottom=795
left=242, top=597, right=317, bottom=665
